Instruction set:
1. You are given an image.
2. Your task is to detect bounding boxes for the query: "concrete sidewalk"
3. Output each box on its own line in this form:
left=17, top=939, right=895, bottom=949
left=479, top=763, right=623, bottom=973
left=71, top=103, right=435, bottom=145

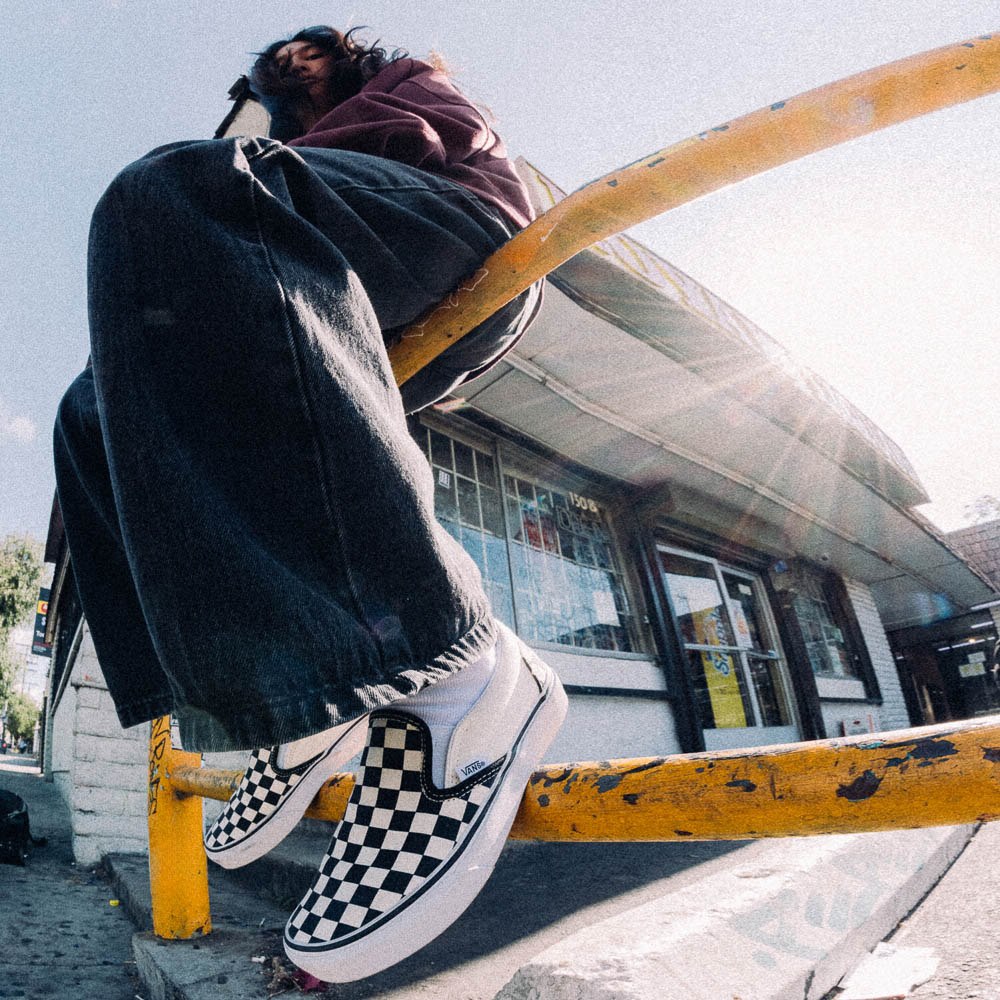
left=112, top=815, right=972, bottom=1000
left=0, top=754, right=140, bottom=1000
left=1, top=752, right=978, bottom=999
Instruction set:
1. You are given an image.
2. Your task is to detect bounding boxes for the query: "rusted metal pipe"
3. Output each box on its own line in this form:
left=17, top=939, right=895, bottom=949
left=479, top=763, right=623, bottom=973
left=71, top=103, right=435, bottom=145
left=171, top=715, right=1000, bottom=841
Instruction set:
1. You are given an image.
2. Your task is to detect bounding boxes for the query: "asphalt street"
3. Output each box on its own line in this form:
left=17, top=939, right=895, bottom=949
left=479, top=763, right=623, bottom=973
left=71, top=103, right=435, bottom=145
left=895, top=820, right=1000, bottom=999
left=824, top=821, right=1000, bottom=1000
left=0, top=754, right=141, bottom=1000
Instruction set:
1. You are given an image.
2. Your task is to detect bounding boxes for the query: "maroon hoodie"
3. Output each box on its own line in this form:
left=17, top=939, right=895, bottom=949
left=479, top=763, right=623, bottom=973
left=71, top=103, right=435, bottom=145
left=287, top=58, right=533, bottom=229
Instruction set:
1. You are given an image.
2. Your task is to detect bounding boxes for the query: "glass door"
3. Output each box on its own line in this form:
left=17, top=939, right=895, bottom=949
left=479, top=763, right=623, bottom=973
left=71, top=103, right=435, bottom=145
left=658, top=546, right=801, bottom=750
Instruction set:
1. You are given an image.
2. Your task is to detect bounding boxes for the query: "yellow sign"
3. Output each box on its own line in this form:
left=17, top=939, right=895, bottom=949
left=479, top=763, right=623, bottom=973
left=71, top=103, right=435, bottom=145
left=692, top=608, right=747, bottom=728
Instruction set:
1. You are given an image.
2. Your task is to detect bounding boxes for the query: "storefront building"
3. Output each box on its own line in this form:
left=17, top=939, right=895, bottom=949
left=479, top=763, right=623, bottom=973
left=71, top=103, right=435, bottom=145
left=886, top=519, right=1000, bottom=725
left=36, top=95, right=999, bottom=860
left=400, top=160, right=998, bottom=761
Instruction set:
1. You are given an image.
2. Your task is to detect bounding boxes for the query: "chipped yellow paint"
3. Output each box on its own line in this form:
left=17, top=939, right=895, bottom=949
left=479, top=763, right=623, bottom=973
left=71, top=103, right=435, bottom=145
left=388, top=31, right=1000, bottom=385
left=147, top=716, right=211, bottom=938
left=171, top=716, right=1000, bottom=842
left=170, top=764, right=355, bottom=823
left=510, top=717, right=1000, bottom=841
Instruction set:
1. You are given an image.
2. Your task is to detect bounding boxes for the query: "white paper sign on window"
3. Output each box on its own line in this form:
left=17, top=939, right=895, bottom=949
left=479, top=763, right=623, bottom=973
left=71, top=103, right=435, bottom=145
left=959, top=659, right=987, bottom=678
left=592, top=590, right=619, bottom=625
left=728, top=600, right=754, bottom=649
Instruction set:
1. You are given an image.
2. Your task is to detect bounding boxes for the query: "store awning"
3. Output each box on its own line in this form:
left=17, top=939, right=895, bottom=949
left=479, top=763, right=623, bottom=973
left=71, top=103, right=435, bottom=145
left=459, top=163, right=997, bottom=630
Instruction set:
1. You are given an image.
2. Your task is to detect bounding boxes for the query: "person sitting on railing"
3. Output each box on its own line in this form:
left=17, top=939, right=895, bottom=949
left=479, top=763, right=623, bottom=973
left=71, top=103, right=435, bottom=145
left=52, top=23, right=566, bottom=984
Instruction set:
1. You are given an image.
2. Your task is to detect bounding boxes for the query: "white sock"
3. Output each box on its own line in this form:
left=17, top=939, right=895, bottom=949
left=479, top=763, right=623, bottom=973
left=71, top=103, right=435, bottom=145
left=276, top=723, right=349, bottom=770
left=402, top=643, right=497, bottom=785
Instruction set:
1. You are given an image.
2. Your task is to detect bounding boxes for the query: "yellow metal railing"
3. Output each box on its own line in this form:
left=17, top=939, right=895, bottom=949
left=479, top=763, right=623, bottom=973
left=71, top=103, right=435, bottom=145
left=147, top=31, right=1000, bottom=938
left=150, top=714, right=1000, bottom=937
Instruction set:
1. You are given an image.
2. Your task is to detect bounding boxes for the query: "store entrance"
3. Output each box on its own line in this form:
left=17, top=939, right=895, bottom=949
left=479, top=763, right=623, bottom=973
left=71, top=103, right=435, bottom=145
left=658, top=546, right=802, bottom=750
left=890, top=612, right=1000, bottom=724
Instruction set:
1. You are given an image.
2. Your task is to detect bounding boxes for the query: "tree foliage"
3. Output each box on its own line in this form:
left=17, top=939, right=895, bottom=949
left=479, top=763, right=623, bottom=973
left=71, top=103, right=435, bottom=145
left=0, top=535, right=43, bottom=706
left=4, top=691, right=40, bottom=743
left=0, top=535, right=42, bottom=634
left=0, top=642, right=18, bottom=705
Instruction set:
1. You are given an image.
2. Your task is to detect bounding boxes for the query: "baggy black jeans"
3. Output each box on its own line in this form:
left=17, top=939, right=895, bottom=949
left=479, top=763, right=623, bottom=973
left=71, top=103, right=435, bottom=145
left=53, top=137, right=539, bottom=751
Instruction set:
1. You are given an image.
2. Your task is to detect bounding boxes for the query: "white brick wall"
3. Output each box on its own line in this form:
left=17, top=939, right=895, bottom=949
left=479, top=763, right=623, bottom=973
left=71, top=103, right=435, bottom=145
left=841, top=578, right=911, bottom=733
left=46, top=625, right=149, bottom=864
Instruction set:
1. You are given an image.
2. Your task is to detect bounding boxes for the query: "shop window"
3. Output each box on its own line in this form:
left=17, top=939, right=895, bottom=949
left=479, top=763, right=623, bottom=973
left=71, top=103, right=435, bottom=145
left=503, top=476, right=633, bottom=651
left=790, top=573, right=859, bottom=681
left=426, top=428, right=515, bottom=629
left=419, top=426, right=635, bottom=652
left=658, top=547, right=796, bottom=734
left=769, top=561, right=881, bottom=706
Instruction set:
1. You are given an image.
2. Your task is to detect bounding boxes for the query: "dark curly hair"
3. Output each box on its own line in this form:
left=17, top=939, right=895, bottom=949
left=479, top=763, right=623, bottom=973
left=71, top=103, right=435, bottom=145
left=249, top=26, right=404, bottom=139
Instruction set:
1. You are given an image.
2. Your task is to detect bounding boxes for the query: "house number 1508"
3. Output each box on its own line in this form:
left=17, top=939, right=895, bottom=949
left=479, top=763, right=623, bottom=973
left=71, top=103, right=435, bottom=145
left=568, top=492, right=600, bottom=513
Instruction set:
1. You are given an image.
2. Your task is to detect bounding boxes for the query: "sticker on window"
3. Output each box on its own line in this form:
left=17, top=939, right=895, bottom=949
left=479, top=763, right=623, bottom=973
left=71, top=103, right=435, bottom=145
left=728, top=600, right=754, bottom=649
left=437, top=470, right=452, bottom=488
left=959, top=660, right=987, bottom=678
left=592, top=590, right=619, bottom=625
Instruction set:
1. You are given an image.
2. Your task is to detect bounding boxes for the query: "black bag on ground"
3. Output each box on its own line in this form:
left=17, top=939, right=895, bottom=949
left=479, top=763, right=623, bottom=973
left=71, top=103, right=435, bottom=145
left=0, top=788, right=47, bottom=866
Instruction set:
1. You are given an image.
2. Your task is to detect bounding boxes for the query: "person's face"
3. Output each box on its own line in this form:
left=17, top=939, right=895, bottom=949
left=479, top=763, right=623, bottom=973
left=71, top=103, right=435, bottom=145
left=275, top=40, right=336, bottom=100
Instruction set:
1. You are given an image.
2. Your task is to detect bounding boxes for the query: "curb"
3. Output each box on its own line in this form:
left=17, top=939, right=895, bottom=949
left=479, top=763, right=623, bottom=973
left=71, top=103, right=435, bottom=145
left=495, top=825, right=974, bottom=1000
left=106, top=825, right=974, bottom=999
left=105, top=852, right=290, bottom=1000
left=132, top=929, right=288, bottom=1000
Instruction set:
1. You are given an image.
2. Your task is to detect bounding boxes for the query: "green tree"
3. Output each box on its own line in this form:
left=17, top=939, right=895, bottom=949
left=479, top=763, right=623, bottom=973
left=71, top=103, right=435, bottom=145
left=0, top=535, right=42, bottom=634
left=5, top=691, right=40, bottom=744
left=0, top=535, right=43, bottom=707
left=0, top=641, right=19, bottom=705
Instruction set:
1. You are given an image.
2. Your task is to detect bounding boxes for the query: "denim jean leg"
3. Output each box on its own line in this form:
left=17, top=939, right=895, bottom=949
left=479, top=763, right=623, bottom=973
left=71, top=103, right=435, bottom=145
left=80, top=137, right=519, bottom=751
left=53, top=367, right=175, bottom=721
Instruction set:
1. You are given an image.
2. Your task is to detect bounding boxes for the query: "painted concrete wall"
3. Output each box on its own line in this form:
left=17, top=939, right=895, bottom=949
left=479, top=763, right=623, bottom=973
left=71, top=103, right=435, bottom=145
left=550, top=693, right=681, bottom=763
left=817, top=578, right=910, bottom=738
left=48, top=664, right=77, bottom=807
left=530, top=643, right=680, bottom=760
left=46, top=626, right=148, bottom=864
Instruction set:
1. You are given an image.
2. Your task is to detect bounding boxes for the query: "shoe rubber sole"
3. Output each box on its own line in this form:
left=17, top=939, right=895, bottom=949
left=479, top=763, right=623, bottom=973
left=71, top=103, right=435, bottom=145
left=283, top=657, right=568, bottom=982
left=205, top=717, right=368, bottom=870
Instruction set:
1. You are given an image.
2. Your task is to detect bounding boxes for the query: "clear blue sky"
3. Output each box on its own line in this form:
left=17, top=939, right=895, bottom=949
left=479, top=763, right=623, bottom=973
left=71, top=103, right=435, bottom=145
left=2, top=1, right=998, bottom=543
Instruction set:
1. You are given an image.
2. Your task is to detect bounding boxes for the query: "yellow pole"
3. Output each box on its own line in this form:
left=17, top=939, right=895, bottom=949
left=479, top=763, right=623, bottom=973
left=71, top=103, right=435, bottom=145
left=389, top=31, right=1000, bottom=384
left=171, top=715, right=1000, bottom=842
left=147, top=715, right=211, bottom=938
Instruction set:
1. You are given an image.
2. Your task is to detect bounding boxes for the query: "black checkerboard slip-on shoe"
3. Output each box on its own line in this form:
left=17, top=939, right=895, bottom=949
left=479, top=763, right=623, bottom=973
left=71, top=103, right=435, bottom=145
left=283, top=625, right=567, bottom=982
left=204, top=717, right=368, bottom=870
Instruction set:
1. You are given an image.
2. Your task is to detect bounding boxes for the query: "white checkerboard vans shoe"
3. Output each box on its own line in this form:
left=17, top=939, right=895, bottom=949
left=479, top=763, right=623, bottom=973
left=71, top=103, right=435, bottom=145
left=283, top=626, right=567, bottom=982
left=204, top=717, right=368, bottom=869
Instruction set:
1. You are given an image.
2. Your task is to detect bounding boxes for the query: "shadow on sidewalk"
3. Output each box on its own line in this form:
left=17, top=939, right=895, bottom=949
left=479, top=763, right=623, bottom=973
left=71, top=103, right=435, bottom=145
left=255, top=829, right=749, bottom=997
left=0, top=760, right=141, bottom=999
